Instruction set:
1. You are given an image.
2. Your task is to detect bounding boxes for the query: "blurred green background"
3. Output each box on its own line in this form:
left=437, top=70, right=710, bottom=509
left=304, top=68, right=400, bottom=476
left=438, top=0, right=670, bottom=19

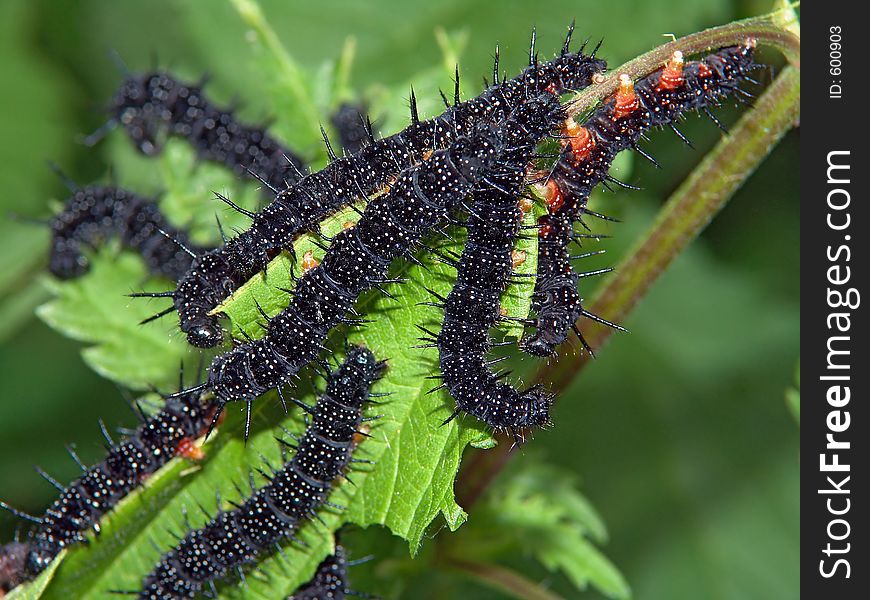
left=0, top=0, right=798, bottom=598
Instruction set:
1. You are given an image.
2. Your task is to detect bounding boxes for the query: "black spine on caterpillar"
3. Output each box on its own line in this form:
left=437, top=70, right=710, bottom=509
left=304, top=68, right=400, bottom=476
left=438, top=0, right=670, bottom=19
left=16, top=390, right=220, bottom=579
left=430, top=94, right=564, bottom=432
left=170, top=28, right=606, bottom=347
left=330, top=103, right=373, bottom=156
left=139, top=347, right=383, bottom=600
left=287, top=543, right=351, bottom=600
left=521, top=42, right=759, bottom=357
left=49, top=185, right=210, bottom=282
left=206, top=125, right=502, bottom=407
left=107, top=72, right=307, bottom=192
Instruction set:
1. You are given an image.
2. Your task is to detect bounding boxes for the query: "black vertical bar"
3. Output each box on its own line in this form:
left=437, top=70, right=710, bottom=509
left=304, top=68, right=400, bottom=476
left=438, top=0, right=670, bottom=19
left=802, top=2, right=866, bottom=597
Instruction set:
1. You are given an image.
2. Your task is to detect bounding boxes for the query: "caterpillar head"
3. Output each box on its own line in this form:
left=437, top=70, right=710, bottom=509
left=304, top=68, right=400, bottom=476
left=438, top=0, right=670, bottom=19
left=187, top=323, right=224, bottom=348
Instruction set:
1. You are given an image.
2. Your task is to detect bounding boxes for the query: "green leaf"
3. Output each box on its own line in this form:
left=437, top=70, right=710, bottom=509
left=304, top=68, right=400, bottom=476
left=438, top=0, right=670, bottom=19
left=537, top=533, right=630, bottom=600
left=105, top=137, right=262, bottom=246
left=5, top=550, right=63, bottom=600
left=35, top=250, right=199, bottom=390
left=449, top=459, right=630, bottom=599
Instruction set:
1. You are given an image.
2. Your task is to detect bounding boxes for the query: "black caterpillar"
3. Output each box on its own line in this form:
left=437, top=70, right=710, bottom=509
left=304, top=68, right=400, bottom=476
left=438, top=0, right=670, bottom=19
left=521, top=42, right=759, bottom=356
left=157, top=27, right=606, bottom=348
left=7, top=31, right=771, bottom=599
left=49, top=184, right=210, bottom=283
left=96, top=71, right=307, bottom=193
left=0, top=387, right=220, bottom=583
left=139, top=346, right=383, bottom=599
left=419, top=93, right=563, bottom=433
left=330, top=103, right=373, bottom=156
left=0, top=541, right=28, bottom=594
left=200, top=123, right=504, bottom=434
left=288, top=543, right=353, bottom=600
left=521, top=213, right=613, bottom=357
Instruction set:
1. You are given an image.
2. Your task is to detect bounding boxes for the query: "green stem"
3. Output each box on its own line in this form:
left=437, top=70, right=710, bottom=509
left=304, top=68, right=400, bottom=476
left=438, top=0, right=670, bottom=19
left=457, top=62, right=800, bottom=508
left=333, top=36, right=358, bottom=104
left=445, top=558, right=565, bottom=600
left=229, top=0, right=323, bottom=141
left=567, top=11, right=800, bottom=118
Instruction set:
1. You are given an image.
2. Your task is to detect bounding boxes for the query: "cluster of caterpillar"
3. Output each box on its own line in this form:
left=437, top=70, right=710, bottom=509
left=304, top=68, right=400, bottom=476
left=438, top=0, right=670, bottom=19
left=0, top=386, right=219, bottom=589
left=2, top=536, right=362, bottom=599
left=42, top=33, right=760, bottom=437
left=521, top=42, right=760, bottom=356
left=151, top=33, right=605, bottom=348
left=139, top=346, right=383, bottom=599
left=203, top=124, right=501, bottom=438
left=48, top=94, right=374, bottom=288
left=5, top=26, right=768, bottom=600
left=0, top=350, right=373, bottom=600
left=48, top=184, right=211, bottom=284
left=201, top=94, right=588, bottom=438
left=92, top=71, right=308, bottom=193
left=420, top=93, right=565, bottom=434
left=194, top=39, right=759, bottom=438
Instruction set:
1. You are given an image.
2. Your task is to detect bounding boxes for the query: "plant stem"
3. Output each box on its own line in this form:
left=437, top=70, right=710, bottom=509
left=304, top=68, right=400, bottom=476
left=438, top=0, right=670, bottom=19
left=457, top=63, right=800, bottom=508
left=445, top=558, right=565, bottom=600
left=230, top=0, right=323, bottom=140
left=568, top=12, right=800, bottom=119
